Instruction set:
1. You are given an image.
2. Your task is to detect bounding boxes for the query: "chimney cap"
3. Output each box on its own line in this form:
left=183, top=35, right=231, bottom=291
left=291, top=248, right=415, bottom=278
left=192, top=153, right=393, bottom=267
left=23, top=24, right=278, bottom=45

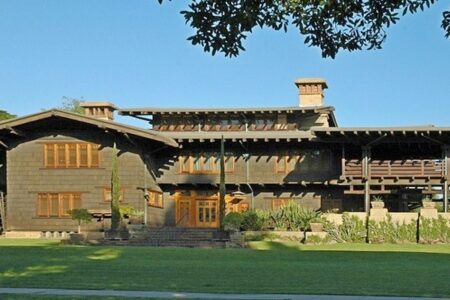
left=295, top=78, right=328, bottom=89
left=80, top=101, right=117, bottom=109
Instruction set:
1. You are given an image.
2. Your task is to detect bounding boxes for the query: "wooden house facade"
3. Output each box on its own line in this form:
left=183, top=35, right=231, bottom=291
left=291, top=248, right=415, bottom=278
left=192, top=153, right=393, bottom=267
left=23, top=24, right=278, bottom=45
left=0, top=78, right=448, bottom=233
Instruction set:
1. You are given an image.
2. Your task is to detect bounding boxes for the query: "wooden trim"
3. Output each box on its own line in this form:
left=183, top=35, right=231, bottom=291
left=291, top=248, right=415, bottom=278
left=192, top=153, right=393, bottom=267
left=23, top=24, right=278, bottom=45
left=36, top=192, right=82, bottom=218
left=43, top=142, right=101, bottom=169
left=147, top=189, right=164, bottom=208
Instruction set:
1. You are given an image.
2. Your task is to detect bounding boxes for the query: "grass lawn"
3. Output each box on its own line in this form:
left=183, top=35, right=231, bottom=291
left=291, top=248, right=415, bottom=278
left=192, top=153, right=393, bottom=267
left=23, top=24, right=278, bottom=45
left=0, top=239, right=449, bottom=298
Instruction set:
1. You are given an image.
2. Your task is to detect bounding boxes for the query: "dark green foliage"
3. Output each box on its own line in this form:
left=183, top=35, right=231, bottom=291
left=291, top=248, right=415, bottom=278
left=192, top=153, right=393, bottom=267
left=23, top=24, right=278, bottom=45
left=241, top=210, right=271, bottom=231
left=219, top=136, right=226, bottom=231
left=419, top=216, right=450, bottom=244
left=0, top=110, right=16, bottom=121
left=368, top=215, right=417, bottom=244
left=67, top=208, right=92, bottom=233
left=223, top=212, right=244, bottom=232
left=110, top=144, right=121, bottom=231
left=158, top=0, right=448, bottom=58
left=59, top=97, right=84, bottom=114
left=324, top=213, right=366, bottom=243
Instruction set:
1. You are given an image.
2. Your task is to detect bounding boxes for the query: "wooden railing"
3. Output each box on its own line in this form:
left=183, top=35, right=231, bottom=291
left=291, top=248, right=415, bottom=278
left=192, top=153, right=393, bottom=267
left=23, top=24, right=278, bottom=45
left=344, top=159, right=444, bottom=178
left=153, top=123, right=298, bottom=131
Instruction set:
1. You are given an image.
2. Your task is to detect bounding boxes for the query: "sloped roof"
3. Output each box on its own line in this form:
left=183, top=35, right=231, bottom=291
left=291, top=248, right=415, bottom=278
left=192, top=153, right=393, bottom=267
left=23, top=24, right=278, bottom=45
left=0, top=109, right=178, bottom=147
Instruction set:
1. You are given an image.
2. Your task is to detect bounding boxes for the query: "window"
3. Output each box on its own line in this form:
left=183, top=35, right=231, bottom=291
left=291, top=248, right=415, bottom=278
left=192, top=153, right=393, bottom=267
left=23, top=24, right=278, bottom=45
left=147, top=190, right=163, bottom=208
left=37, top=193, right=82, bottom=217
left=44, top=143, right=100, bottom=168
left=275, top=154, right=300, bottom=173
left=103, top=188, right=124, bottom=202
left=179, top=153, right=234, bottom=174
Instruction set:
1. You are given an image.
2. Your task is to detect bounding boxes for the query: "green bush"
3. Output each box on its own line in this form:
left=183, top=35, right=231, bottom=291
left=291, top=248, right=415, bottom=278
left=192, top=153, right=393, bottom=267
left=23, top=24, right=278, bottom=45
left=241, top=209, right=271, bottom=231
left=368, top=214, right=417, bottom=244
left=223, top=212, right=244, bottom=231
left=419, top=216, right=450, bottom=244
left=324, top=213, right=366, bottom=243
left=269, top=201, right=321, bottom=231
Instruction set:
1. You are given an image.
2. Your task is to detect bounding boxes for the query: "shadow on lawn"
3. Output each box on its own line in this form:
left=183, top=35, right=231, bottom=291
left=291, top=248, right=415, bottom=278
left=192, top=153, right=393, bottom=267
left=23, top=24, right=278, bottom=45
left=0, top=242, right=450, bottom=297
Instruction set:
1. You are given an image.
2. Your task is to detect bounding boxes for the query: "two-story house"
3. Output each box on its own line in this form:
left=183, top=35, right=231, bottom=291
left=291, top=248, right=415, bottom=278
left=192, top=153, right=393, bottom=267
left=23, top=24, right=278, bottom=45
left=0, top=78, right=448, bottom=234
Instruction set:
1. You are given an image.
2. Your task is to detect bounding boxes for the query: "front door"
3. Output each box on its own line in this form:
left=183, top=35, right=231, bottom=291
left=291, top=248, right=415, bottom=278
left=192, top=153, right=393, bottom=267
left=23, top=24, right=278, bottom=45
left=177, top=200, right=190, bottom=227
left=196, top=200, right=218, bottom=227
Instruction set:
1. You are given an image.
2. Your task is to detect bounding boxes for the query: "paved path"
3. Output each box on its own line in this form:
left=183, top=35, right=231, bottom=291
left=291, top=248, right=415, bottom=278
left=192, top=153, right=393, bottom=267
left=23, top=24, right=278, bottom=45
left=0, top=288, right=445, bottom=299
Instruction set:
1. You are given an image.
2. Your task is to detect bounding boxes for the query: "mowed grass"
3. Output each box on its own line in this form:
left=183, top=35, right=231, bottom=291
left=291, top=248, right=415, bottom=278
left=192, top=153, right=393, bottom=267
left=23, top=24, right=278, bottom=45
left=0, top=239, right=450, bottom=297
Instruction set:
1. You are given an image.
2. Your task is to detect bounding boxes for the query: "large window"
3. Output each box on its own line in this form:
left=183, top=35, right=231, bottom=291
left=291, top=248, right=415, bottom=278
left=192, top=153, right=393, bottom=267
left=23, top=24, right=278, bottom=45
left=179, top=153, right=234, bottom=174
left=147, top=190, right=163, bottom=208
left=44, top=143, right=100, bottom=168
left=37, top=193, right=82, bottom=217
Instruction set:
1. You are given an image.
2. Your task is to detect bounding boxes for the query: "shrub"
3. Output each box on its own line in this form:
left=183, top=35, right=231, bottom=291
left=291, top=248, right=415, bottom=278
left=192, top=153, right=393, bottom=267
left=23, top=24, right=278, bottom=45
left=368, top=214, right=417, bottom=244
left=67, top=208, right=92, bottom=234
left=419, top=216, right=450, bottom=244
left=241, top=209, right=271, bottom=231
left=269, top=201, right=321, bottom=231
left=223, top=212, right=244, bottom=232
left=324, top=213, right=366, bottom=243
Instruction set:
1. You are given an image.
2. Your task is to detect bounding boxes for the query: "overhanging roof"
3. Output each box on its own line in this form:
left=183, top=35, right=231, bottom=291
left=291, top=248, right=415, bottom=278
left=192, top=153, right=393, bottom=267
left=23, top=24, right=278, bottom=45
left=119, top=105, right=335, bottom=115
left=0, top=109, right=178, bottom=148
left=160, top=131, right=315, bottom=143
left=312, top=126, right=450, bottom=145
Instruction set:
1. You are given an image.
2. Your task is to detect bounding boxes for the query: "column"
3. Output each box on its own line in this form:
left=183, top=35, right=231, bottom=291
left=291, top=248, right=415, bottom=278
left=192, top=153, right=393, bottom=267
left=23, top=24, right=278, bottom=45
left=362, top=146, right=371, bottom=213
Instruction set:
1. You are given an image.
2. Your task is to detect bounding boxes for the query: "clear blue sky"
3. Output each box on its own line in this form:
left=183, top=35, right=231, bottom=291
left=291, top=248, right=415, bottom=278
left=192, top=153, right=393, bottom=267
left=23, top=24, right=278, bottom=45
left=1, top=1, right=449, bottom=128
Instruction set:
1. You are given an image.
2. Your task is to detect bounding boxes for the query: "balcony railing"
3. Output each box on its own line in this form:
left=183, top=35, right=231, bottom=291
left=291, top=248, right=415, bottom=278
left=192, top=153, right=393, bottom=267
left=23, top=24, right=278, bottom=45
left=153, top=123, right=298, bottom=131
left=344, top=159, right=444, bottom=178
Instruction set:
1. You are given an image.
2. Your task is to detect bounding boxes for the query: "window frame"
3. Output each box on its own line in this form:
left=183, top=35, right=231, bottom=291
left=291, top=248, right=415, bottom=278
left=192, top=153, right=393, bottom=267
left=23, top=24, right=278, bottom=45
left=147, top=190, right=164, bottom=208
left=36, top=192, right=82, bottom=218
left=179, top=153, right=234, bottom=174
left=103, top=187, right=125, bottom=202
left=44, top=142, right=100, bottom=169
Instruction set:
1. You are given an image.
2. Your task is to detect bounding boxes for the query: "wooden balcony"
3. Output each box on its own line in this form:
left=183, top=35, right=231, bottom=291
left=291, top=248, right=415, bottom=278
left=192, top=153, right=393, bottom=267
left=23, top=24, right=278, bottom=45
left=343, top=159, right=444, bottom=179
left=153, top=123, right=298, bottom=131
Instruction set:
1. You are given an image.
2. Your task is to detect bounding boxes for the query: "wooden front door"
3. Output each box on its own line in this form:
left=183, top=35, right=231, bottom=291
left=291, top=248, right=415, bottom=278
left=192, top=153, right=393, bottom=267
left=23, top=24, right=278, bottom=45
left=177, top=200, right=190, bottom=227
left=196, top=199, right=218, bottom=227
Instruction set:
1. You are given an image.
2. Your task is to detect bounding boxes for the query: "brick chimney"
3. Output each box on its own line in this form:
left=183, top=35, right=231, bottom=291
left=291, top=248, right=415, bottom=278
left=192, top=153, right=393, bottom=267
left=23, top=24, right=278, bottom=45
left=295, top=78, right=328, bottom=107
left=80, top=102, right=116, bottom=121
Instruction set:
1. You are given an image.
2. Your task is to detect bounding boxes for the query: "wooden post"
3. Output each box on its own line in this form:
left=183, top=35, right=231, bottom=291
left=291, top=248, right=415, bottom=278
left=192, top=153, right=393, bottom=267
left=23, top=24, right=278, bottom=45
left=341, top=145, right=346, bottom=177
left=362, top=146, right=371, bottom=213
left=443, top=146, right=449, bottom=213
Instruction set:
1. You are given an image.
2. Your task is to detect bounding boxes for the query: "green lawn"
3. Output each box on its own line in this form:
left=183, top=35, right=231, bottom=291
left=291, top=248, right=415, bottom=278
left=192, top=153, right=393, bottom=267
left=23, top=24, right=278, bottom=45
left=0, top=239, right=449, bottom=297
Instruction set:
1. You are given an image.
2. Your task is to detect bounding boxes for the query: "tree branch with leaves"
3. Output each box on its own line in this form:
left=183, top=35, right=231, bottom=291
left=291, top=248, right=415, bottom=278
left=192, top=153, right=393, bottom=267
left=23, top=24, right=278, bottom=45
left=158, top=0, right=449, bottom=58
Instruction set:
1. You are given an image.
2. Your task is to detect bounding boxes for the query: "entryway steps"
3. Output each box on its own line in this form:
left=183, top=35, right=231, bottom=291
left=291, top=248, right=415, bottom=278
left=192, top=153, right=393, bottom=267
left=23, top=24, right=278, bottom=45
left=111, top=227, right=227, bottom=248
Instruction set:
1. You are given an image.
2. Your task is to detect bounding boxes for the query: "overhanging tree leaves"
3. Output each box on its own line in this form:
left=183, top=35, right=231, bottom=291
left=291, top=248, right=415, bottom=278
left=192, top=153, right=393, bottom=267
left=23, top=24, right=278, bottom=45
left=158, top=0, right=450, bottom=58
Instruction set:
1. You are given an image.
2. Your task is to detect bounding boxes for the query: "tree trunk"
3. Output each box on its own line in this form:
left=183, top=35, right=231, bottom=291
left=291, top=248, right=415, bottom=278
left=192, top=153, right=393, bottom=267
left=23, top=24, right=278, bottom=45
left=219, top=136, right=226, bottom=231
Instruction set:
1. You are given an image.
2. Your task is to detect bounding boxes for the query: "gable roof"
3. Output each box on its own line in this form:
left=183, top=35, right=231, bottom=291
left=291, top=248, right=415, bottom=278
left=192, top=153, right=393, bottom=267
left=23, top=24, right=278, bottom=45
left=0, top=109, right=178, bottom=148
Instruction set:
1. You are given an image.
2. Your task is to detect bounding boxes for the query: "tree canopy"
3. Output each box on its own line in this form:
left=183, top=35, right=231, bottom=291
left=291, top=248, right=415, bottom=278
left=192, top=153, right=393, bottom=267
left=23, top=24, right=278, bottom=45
left=59, top=97, right=85, bottom=114
left=158, top=0, right=450, bottom=58
left=0, top=110, right=17, bottom=121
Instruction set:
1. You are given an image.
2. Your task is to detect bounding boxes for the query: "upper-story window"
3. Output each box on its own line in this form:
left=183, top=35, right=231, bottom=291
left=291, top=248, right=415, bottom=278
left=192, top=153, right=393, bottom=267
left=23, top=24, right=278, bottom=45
left=253, top=114, right=276, bottom=130
left=275, top=154, right=301, bottom=174
left=179, top=153, right=234, bottom=174
left=44, top=143, right=100, bottom=168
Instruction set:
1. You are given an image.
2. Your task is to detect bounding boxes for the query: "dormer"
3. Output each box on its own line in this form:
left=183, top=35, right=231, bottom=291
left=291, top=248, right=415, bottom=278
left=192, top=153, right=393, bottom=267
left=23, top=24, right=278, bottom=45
left=80, top=102, right=116, bottom=121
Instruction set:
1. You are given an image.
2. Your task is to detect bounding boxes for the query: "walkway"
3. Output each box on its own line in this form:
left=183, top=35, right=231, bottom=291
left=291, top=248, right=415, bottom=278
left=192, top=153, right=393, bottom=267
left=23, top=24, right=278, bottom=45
left=0, top=288, right=444, bottom=299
